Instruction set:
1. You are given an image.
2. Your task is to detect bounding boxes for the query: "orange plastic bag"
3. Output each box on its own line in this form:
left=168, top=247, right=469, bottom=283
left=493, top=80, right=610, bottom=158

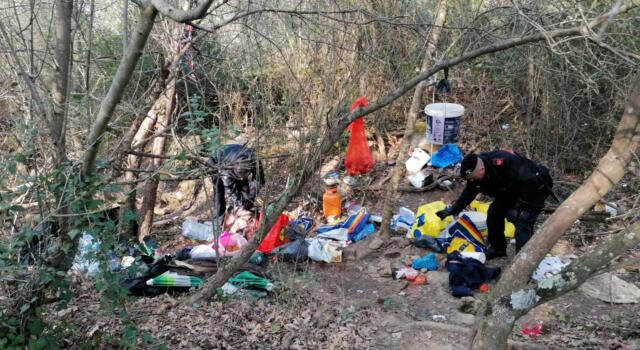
left=345, top=97, right=375, bottom=175
left=257, top=214, right=290, bottom=254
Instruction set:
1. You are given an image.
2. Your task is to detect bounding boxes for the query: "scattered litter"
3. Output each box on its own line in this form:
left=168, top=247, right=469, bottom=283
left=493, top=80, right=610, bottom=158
left=432, top=315, right=447, bottom=322
left=351, top=223, right=376, bottom=242
left=405, top=148, right=430, bottom=173
left=323, top=172, right=340, bottom=186
left=71, top=233, right=101, bottom=277
left=146, top=271, right=203, bottom=287
left=228, top=271, right=274, bottom=291
left=121, top=256, right=135, bottom=269
left=317, top=209, right=369, bottom=242
left=220, top=282, right=268, bottom=299
left=444, top=214, right=486, bottom=256
left=411, top=235, right=445, bottom=253
left=521, top=321, right=544, bottom=338
left=425, top=103, right=464, bottom=144
left=391, top=207, right=415, bottom=233
left=501, top=124, right=510, bottom=130
left=182, top=218, right=213, bottom=241
left=605, top=203, right=618, bottom=216
left=223, top=208, right=260, bottom=240
left=138, top=236, right=162, bottom=258
left=440, top=179, right=453, bottom=188
left=409, top=201, right=452, bottom=239
left=257, top=214, right=290, bottom=254
left=307, top=237, right=342, bottom=263
left=446, top=251, right=500, bottom=297
left=369, top=215, right=382, bottom=223
left=461, top=251, right=486, bottom=264
left=393, top=267, right=419, bottom=281
left=410, top=274, right=427, bottom=285
left=411, top=252, right=438, bottom=271
left=430, top=144, right=463, bottom=168
left=344, top=202, right=363, bottom=216
left=579, top=273, right=640, bottom=304
left=532, top=256, right=569, bottom=282
left=272, top=239, right=309, bottom=262
left=189, top=232, right=248, bottom=259
left=408, top=171, right=434, bottom=189
left=323, top=187, right=342, bottom=219
left=249, top=252, right=265, bottom=265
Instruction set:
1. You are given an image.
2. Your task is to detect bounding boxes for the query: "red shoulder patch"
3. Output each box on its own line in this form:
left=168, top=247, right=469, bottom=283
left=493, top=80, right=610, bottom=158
left=493, top=158, right=504, bottom=166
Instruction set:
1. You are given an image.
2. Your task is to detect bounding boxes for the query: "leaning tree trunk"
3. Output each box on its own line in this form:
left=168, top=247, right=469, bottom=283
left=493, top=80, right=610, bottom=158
left=471, top=77, right=640, bottom=350
left=120, top=77, right=164, bottom=240
left=379, top=0, right=448, bottom=240
left=471, top=219, right=640, bottom=349
left=81, top=4, right=158, bottom=176
left=137, top=78, right=176, bottom=242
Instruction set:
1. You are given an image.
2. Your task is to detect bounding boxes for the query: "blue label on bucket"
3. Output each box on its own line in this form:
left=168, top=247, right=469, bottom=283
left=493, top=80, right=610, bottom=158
left=426, top=114, right=461, bottom=144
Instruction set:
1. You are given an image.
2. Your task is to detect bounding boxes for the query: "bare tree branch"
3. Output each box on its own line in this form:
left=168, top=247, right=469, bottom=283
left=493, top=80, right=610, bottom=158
left=150, top=0, right=229, bottom=22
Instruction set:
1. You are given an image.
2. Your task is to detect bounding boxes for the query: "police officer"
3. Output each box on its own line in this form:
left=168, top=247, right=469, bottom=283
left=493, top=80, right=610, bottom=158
left=436, top=150, right=553, bottom=259
left=207, top=144, right=265, bottom=219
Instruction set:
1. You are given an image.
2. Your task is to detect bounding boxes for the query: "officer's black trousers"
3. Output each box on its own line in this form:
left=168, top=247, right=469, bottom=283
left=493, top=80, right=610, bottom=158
left=487, top=191, right=549, bottom=253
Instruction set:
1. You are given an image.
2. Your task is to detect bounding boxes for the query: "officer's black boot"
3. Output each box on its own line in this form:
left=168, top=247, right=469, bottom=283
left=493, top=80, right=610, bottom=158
left=485, top=247, right=506, bottom=260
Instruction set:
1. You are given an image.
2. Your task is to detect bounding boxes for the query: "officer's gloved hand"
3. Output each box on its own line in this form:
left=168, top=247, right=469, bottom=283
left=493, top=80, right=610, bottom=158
left=436, top=207, right=454, bottom=220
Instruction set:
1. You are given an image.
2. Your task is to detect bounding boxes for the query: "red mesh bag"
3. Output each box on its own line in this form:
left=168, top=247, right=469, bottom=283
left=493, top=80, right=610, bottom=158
left=345, top=97, right=375, bottom=175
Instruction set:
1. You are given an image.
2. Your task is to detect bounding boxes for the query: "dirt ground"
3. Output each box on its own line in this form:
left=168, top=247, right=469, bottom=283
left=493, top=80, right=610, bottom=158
left=52, top=168, right=640, bottom=349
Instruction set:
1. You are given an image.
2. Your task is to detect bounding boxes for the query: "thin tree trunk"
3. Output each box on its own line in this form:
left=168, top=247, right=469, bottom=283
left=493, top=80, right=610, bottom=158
left=380, top=0, right=448, bottom=239
left=120, top=81, right=165, bottom=240
left=471, top=78, right=640, bottom=350
left=137, top=80, right=176, bottom=242
left=47, top=0, right=74, bottom=269
left=82, top=4, right=158, bottom=176
left=123, top=0, right=129, bottom=50
left=85, top=0, right=95, bottom=133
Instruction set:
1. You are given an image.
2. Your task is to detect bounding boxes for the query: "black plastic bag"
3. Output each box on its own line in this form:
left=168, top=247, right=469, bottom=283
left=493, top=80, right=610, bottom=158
left=412, top=235, right=445, bottom=253
left=271, top=239, right=309, bottom=262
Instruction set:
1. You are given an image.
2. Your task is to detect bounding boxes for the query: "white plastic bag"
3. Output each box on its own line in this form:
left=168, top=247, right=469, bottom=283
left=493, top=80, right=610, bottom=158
left=317, top=227, right=349, bottom=241
left=306, top=238, right=342, bottom=263
left=71, top=233, right=101, bottom=277
left=190, top=233, right=248, bottom=259
left=532, top=256, right=569, bottom=282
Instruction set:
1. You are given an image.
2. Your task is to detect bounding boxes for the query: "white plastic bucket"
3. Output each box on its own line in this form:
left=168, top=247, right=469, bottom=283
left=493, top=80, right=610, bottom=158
left=425, top=103, right=464, bottom=144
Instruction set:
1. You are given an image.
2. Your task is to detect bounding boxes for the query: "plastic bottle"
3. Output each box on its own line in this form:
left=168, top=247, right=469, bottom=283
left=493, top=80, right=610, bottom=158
left=181, top=218, right=213, bottom=241
left=323, top=187, right=341, bottom=219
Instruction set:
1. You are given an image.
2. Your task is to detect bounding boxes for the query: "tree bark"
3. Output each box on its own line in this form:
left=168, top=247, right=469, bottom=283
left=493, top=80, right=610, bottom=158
left=379, top=0, right=447, bottom=239
left=137, top=77, right=176, bottom=242
left=120, top=74, right=165, bottom=240
left=51, top=0, right=73, bottom=164
left=472, top=78, right=640, bottom=350
left=46, top=0, right=75, bottom=270
left=123, top=0, right=129, bottom=50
